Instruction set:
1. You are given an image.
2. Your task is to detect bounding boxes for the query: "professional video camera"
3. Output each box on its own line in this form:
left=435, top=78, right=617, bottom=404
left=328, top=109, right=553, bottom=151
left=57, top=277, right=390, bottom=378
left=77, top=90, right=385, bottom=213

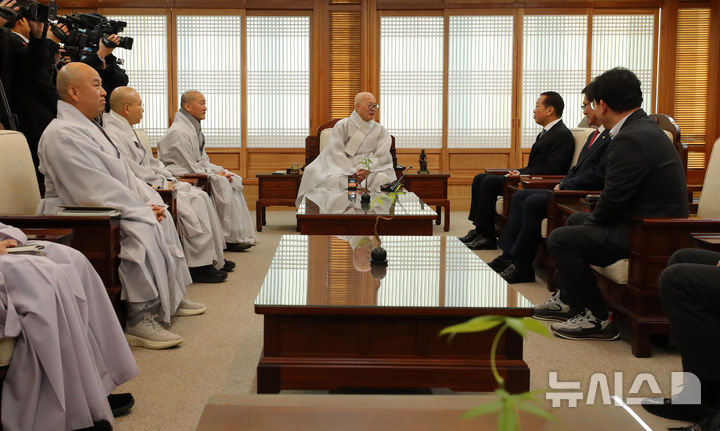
left=53, top=12, right=133, bottom=61
left=0, top=0, right=57, bottom=24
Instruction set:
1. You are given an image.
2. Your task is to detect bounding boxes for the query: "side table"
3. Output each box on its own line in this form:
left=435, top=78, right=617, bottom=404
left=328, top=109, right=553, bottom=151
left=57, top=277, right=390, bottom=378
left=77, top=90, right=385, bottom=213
left=401, top=173, right=450, bottom=231
left=256, top=174, right=302, bottom=232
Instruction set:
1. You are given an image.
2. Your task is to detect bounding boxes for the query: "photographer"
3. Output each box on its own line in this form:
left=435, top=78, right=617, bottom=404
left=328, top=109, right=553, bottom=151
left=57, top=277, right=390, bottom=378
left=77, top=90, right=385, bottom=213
left=1, top=0, right=65, bottom=188
left=80, top=32, right=129, bottom=111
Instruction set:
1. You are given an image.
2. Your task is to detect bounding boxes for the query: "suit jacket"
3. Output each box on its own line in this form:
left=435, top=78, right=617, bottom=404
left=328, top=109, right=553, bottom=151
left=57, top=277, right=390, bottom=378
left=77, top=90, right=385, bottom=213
left=589, top=109, right=688, bottom=226
left=559, top=129, right=611, bottom=190
left=519, top=119, right=575, bottom=175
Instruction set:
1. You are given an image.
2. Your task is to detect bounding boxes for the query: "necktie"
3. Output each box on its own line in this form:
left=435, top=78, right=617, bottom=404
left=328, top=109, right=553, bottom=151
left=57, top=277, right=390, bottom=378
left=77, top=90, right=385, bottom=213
left=92, top=120, right=121, bottom=158
left=537, top=129, right=547, bottom=141
left=587, top=129, right=600, bottom=149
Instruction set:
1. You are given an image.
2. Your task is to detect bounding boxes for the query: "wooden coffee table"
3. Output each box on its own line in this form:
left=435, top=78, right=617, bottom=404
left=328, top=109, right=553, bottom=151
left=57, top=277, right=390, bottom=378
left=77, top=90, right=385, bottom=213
left=255, top=235, right=533, bottom=394
left=296, top=190, right=437, bottom=236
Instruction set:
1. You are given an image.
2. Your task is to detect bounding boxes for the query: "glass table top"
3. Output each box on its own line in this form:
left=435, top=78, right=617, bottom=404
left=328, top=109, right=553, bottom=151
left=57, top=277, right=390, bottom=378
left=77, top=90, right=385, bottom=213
left=297, top=190, right=437, bottom=217
left=256, top=235, right=533, bottom=310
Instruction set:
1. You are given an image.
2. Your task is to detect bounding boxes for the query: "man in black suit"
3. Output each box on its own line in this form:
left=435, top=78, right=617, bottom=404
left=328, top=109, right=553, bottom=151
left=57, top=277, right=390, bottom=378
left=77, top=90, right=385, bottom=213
left=534, top=68, right=689, bottom=341
left=640, top=248, right=720, bottom=423
left=461, top=91, right=575, bottom=250
left=490, top=83, right=611, bottom=283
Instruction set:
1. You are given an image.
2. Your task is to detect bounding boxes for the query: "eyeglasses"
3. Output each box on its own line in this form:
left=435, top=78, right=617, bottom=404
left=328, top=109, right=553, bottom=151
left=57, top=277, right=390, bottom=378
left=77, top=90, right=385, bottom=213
left=367, top=103, right=379, bottom=109
left=581, top=102, right=591, bottom=110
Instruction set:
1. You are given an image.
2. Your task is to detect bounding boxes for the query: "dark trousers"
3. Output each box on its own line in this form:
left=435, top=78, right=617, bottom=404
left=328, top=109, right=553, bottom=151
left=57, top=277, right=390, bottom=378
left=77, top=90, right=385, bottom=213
left=659, top=248, right=720, bottom=395
left=547, top=212, right=629, bottom=319
left=497, top=189, right=551, bottom=265
left=467, top=173, right=505, bottom=237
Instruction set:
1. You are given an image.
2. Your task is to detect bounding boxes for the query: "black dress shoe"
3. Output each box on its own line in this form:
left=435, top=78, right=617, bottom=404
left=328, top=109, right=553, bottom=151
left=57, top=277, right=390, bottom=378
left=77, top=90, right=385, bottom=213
left=189, top=265, right=228, bottom=283
left=642, top=397, right=712, bottom=422
left=499, top=264, right=535, bottom=283
left=487, top=256, right=513, bottom=273
left=466, top=236, right=497, bottom=250
left=221, top=259, right=236, bottom=272
left=225, top=242, right=252, bottom=252
left=74, top=420, right=112, bottom=431
left=108, top=392, right=135, bottom=417
left=459, top=229, right=478, bottom=243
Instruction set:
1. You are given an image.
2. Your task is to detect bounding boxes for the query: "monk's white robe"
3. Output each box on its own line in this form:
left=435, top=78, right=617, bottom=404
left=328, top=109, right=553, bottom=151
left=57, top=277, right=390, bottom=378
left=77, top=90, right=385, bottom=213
left=0, top=223, right=138, bottom=431
left=296, top=110, right=395, bottom=206
left=103, top=111, right=225, bottom=269
left=37, top=101, right=191, bottom=324
left=157, top=109, right=256, bottom=244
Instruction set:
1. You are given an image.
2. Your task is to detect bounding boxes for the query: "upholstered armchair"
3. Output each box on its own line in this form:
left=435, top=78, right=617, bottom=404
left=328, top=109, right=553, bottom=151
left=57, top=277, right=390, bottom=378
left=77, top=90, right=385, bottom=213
left=0, top=131, right=123, bottom=318
left=305, top=119, right=405, bottom=179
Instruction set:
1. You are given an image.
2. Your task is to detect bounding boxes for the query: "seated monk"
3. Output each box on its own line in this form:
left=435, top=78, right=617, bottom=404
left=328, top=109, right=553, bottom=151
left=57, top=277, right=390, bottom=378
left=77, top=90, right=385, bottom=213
left=0, top=222, right=138, bottom=430
left=296, top=92, right=395, bottom=206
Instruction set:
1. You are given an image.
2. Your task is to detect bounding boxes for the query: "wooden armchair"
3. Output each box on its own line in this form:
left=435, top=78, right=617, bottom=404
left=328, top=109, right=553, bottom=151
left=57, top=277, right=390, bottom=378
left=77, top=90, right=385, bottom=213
left=305, top=119, right=406, bottom=179
left=0, top=131, right=123, bottom=319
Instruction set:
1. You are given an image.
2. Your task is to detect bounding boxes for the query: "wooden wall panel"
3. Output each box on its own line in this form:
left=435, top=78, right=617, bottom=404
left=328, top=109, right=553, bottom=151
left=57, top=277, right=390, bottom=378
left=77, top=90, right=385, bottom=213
left=396, top=150, right=442, bottom=171
left=246, top=150, right=306, bottom=178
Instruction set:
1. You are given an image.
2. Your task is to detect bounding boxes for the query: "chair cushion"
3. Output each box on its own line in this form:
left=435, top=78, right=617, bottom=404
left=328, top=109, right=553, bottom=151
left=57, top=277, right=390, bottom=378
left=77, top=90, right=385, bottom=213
left=0, top=337, right=16, bottom=367
left=697, top=138, right=720, bottom=219
left=135, top=129, right=152, bottom=153
left=0, top=131, right=42, bottom=214
left=591, top=259, right=629, bottom=285
left=319, top=128, right=333, bottom=153
left=570, top=128, right=594, bottom=167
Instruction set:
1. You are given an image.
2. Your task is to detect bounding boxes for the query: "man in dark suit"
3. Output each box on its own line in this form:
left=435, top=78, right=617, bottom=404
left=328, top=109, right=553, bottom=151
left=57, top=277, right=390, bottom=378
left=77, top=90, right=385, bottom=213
left=640, top=248, right=720, bottom=423
left=535, top=68, right=689, bottom=341
left=490, top=83, right=611, bottom=283
left=461, top=91, right=575, bottom=250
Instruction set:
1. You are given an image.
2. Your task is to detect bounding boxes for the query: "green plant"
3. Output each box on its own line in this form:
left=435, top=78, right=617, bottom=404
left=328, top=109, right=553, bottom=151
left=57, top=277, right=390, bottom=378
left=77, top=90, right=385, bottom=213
left=440, top=315, right=555, bottom=431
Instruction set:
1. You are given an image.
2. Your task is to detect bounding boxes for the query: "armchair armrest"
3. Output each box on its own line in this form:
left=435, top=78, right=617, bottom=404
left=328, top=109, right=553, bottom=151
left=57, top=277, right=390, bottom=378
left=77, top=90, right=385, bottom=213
left=519, top=176, right=563, bottom=189
left=156, top=188, right=178, bottom=227
left=178, top=174, right=210, bottom=194
left=484, top=168, right=513, bottom=175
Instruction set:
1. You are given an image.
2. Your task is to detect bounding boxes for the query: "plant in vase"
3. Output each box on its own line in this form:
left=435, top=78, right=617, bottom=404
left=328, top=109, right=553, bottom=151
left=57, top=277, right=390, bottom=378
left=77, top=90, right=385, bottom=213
left=440, top=316, right=555, bottom=431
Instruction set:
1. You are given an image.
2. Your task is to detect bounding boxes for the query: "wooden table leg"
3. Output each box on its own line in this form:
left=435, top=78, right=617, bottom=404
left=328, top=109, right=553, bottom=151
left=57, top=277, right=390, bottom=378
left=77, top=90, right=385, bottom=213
left=443, top=201, right=450, bottom=232
left=256, top=201, right=263, bottom=232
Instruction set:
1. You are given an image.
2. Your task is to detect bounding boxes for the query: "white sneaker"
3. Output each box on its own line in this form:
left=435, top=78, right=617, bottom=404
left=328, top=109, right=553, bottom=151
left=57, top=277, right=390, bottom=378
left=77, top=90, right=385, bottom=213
left=551, top=309, right=621, bottom=341
left=176, top=297, right=207, bottom=316
left=125, top=314, right=183, bottom=349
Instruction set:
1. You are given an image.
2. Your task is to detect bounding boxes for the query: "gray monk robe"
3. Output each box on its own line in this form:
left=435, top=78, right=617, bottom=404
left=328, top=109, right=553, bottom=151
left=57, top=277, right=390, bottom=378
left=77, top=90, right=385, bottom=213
left=158, top=109, right=257, bottom=244
left=0, top=223, right=138, bottom=431
left=103, top=111, right=225, bottom=270
left=37, top=101, right=191, bottom=325
left=296, top=110, right=395, bottom=206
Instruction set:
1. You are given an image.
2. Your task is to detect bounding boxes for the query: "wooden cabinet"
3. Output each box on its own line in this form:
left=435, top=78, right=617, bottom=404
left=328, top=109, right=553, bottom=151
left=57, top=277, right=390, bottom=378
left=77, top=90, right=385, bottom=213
left=256, top=174, right=302, bottom=231
left=401, top=173, right=450, bottom=231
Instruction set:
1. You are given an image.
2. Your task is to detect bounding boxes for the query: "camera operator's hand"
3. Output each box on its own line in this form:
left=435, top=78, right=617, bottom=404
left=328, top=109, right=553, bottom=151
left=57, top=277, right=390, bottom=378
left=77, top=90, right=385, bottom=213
left=0, top=0, right=18, bottom=26
left=96, top=34, right=120, bottom=63
left=47, top=24, right=68, bottom=44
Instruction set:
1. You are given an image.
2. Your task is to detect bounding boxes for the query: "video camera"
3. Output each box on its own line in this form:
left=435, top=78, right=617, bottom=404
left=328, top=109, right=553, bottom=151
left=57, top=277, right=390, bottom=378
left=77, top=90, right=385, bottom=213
left=54, top=12, right=133, bottom=61
left=0, top=0, right=57, bottom=24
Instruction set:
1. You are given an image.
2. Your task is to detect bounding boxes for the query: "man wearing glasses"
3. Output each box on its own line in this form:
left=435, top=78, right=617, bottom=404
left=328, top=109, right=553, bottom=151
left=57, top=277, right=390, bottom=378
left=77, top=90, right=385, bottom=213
left=296, top=92, right=395, bottom=206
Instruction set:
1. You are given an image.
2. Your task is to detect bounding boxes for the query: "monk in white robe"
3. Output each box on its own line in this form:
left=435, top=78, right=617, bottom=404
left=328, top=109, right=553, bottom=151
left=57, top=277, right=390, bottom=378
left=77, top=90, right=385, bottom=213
left=157, top=91, right=256, bottom=250
left=0, top=223, right=138, bottom=430
left=37, top=63, right=202, bottom=349
left=102, top=87, right=231, bottom=284
left=296, top=92, right=395, bottom=206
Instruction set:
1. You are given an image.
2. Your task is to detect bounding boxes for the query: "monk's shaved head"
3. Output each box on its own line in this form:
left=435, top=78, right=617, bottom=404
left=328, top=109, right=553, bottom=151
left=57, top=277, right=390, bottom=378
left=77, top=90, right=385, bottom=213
left=57, top=62, right=97, bottom=102
left=181, top=91, right=203, bottom=108
left=354, top=91, right=377, bottom=121
left=110, top=87, right=139, bottom=112
left=56, top=62, right=107, bottom=120
left=181, top=90, right=207, bottom=121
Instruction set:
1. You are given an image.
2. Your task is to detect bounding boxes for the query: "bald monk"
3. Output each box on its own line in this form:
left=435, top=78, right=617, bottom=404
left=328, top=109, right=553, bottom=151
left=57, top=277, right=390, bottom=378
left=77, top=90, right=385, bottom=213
left=158, top=91, right=256, bottom=251
left=296, top=92, right=395, bottom=206
left=103, top=86, right=232, bottom=284
left=37, top=62, right=205, bottom=349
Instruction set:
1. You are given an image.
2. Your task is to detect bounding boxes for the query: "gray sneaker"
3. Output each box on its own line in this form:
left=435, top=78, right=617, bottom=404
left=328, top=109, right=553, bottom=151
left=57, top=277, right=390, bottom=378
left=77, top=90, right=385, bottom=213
left=551, top=309, right=621, bottom=341
left=176, top=297, right=207, bottom=316
left=125, top=314, right=183, bottom=349
left=532, top=290, right=574, bottom=322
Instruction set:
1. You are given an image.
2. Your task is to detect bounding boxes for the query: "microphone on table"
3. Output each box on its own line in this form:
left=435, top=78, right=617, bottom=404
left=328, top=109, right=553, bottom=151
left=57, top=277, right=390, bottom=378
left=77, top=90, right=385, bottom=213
left=380, top=166, right=412, bottom=193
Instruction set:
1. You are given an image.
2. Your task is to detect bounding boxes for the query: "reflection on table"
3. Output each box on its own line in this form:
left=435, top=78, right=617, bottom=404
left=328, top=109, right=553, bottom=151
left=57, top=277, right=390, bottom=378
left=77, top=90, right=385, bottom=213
left=298, top=190, right=437, bottom=217
left=256, top=235, right=532, bottom=310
